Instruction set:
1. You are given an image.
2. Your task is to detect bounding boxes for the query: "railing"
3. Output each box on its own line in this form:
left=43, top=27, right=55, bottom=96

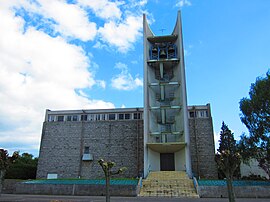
left=150, top=133, right=182, bottom=143
left=193, top=176, right=199, bottom=195
left=136, top=177, right=143, bottom=196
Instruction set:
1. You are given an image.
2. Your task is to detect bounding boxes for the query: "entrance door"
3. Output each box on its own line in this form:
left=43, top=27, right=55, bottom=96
left=160, top=153, right=175, bottom=171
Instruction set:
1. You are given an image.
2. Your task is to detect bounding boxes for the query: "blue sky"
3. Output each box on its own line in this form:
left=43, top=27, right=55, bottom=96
left=0, top=0, right=269, bottom=156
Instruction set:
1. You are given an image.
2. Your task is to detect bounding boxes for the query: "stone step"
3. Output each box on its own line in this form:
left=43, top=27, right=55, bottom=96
left=139, top=171, right=199, bottom=198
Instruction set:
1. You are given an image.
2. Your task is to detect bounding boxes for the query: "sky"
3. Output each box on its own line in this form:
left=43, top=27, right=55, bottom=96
left=0, top=0, right=270, bottom=157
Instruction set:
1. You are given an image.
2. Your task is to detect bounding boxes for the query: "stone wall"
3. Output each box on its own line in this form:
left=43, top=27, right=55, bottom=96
left=37, top=120, right=144, bottom=179
left=189, top=117, right=218, bottom=179
left=2, top=179, right=22, bottom=194
left=15, top=183, right=138, bottom=196
left=37, top=121, right=82, bottom=179
left=199, top=185, right=270, bottom=198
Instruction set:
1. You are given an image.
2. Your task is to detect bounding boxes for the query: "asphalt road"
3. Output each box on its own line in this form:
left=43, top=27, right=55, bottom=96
left=1, top=195, right=270, bottom=202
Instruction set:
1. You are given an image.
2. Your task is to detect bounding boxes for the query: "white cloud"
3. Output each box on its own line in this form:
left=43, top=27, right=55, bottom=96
left=0, top=1, right=114, bottom=155
left=176, top=0, right=192, bottom=7
left=93, top=41, right=109, bottom=50
left=77, top=90, right=88, bottom=98
left=131, top=60, right=138, bottom=64
left=136, top=0, right=148, bottom=6
left=77, top=0, right=145, bottom=52
left=111, top=62, right=143, bottom=90
left=77, top=1, right=145, bottom=52
left=41, top=0, right=97, bottom=41
left=4, top=0, right=145, bottom=52
left=78, top=0, right=122, bottom=20
left=125, top=0, right=148, bottom=7
left=96, top=80, right=106, bottom=89
left=14, top=0, right=97, bottom=41
left=98, top=15, right=142, bottom=52
left=134, top=77, right=143, bottom=86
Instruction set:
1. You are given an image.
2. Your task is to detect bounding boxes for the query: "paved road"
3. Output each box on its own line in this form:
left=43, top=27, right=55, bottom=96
left=1, top=194, right=270, bottom=202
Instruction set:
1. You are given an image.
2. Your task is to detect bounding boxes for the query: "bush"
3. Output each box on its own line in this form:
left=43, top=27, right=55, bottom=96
left=5, top=153, right=38, bottom=179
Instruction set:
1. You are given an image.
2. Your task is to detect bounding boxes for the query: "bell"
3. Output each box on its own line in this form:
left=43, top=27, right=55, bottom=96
left=168, top=46, right=175, bottom=53
left=159, top=49, right=166, bottom=59
left=152, top=47, right=158, bottom=53
left=151, top=47, right=158, bottom=60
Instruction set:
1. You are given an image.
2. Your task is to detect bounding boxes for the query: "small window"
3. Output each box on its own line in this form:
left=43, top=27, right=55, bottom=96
left=189, top=112, right=195, bottom=118
left=200, top=111, right=204, bottom=117
left=89, top=114, right=95, bottom=121
left=81, top=114, right=87, bottom=121
left=205, top=110, right=209, bottom=117
left=67, top=115, right=72, bottom=121
left=48, top=115, right=55, bottom=122
left=47, top=173, right=58, bottom=179
left=72, top=115, right=78, bottom=121
left=82, top=146, right=93, bottom=161
left=109, top=114, right=115, bottom=120
left=119, top=114, right=124, bottom=120
left=125, top=113, right=130, bottom=120
left=134, top=113, right=141, bottom=120
left=57, top=116, right=64, bottom=122
left=101, top=114, right=106, bottom=120
left=95, top=114, right=100, bottom=121
left=84, top=146, right=90, bottom=154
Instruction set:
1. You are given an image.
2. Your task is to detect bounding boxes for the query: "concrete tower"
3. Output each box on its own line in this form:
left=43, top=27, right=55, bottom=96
left=143, top=11, right=192, bottom=177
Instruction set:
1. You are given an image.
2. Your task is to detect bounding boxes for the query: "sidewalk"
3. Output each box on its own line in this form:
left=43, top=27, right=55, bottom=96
left=1, top=194, right=270, bottom=202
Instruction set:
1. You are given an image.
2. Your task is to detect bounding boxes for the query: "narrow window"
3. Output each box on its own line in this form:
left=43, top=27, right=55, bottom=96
left=109, top=114, right=115, bottom=120
left=101, top=114, right=106, bottom=120
left=200, top=111, right=204, bottom=117
left=95, top=114, right=100, bottom=121
left=89, top=114, right=95, bottom=121
left=67, top=115, right=72, bottom=121
left=119, top=114, right=124, bottom=120
left=57, top=116, right=64, bottom=122
left=134, top=113, right=141, bottom=120
left=48, top=115, right=55, bottom=122
left=189, top=111, right=195, bottom=118
left=72, top=115, right=78, bottom=121
left=81, top=114, right=87, bottom=121
left=125, top=113, right=130, bottom=120
left=84, top=146, right=90, bottom=154
left=205, top=110, right=209, bottom=117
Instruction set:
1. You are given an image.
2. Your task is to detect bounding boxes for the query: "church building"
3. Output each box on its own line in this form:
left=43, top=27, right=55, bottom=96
left=37, top=11, right=217, bottom=180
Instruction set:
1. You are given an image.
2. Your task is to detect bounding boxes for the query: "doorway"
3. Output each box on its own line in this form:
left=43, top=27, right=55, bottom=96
left=160, top=153, right=175, bottom=171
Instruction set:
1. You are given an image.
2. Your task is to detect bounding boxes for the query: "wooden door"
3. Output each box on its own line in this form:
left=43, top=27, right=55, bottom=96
left=160, top=153, right=175, bottom=171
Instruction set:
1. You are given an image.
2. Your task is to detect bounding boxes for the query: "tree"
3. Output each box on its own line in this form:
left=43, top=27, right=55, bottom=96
left=0, top=149, right=18, bottom=195
left=5, top=153, right=38, bottom=179
left=215, top=122, right=241, bottom=202
left=98, top=159, right=127, bottom=202
left=239, top=70, right=270, bottom=178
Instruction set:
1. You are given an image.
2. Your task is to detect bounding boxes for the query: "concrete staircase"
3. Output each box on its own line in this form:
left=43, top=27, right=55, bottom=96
left=139, top=171, right=199, bottom=198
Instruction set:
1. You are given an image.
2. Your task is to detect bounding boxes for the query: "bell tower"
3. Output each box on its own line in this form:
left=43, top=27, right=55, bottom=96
left=143, top=11, right=192, bottom=177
